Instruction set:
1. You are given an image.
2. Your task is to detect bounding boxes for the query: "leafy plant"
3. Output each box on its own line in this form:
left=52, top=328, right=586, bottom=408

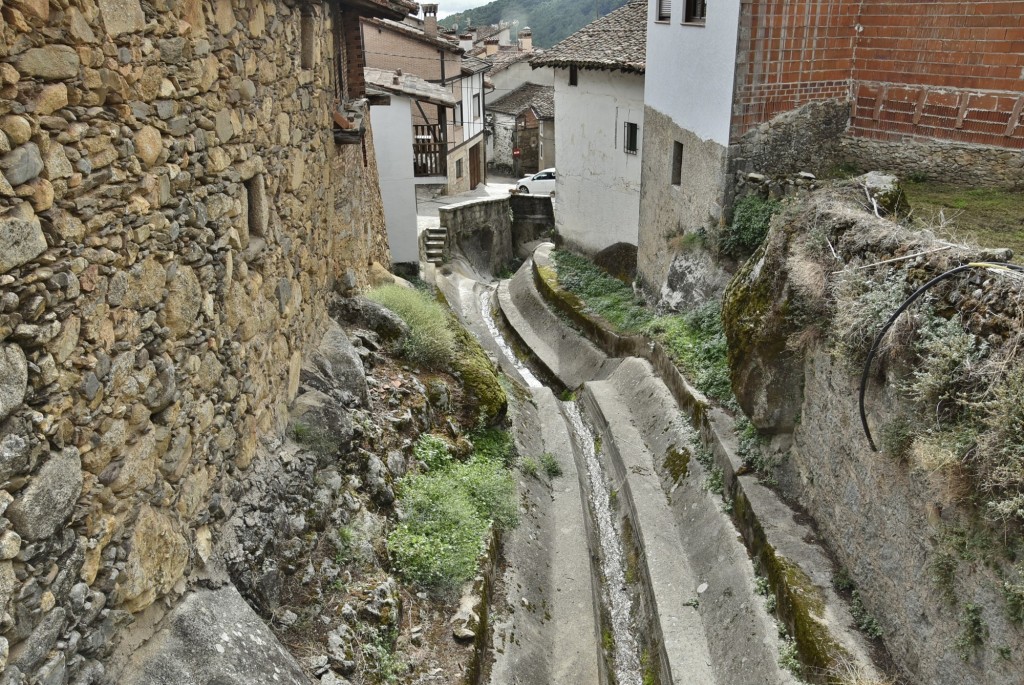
left=539, top=452, right=563, bottom=478
left=955, top=603, right=987, bottom=661
left=413, top=433, right=453, bottom=471
left=521, top=457, right=539, bottom=477
left=778, top=635, right=802, bottom=677
left=718, top=195, right=780, bottom=259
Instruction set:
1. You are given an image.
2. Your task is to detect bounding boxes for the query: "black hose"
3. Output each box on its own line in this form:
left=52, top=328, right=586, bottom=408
left=859, top=261, right=1024, bottom=451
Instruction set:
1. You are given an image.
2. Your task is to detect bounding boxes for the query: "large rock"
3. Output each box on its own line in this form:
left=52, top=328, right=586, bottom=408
left=328, top=296, right=409, bottom=342
left=305, top=321, right=369, bottom=406
left=6, top=448, right=83, bottom=540
left=121, top=586, right=311, bottom=685
left=134, top=126, right=163, bottom=168
left=117, top=506, right=188, bottom=613
left=0, top=345, right=27, bottom=422
left=12, top=46, right=80, bottom=80
left=0, top=205, right=45, bottom=274
left=97, top=0, right=146, bottom=37
left=0, top=143, right=44, bottom=187
left=162, top=265, right=201, bottom=338
left=852, top=172, right=909, bottom=217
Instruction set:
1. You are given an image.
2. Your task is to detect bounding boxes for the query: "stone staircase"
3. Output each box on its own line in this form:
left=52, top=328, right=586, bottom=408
left=423, top=226, right=447, bottom=265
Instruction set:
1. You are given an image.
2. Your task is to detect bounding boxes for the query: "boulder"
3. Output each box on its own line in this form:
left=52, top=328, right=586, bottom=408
left=305, top=321, right=369, bottom=406
left=0, top=143, right=43, bottom=187
left=12, top=46, right=80, bottom=81
left=6, top=448, right=83, bottom=540
left=121, top=586, right=311, bottom=685
left=328, top=297, right=409, bottom=343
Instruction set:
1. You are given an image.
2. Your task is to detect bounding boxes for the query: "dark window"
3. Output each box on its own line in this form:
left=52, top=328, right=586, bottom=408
left=657, top=0, right=672, bottom=22
left=569, top=65, right=578, bottom=86
left=624, top=122, right=639, bottom=154
left=473, top=93, right=481, bottom=119
left=685, top=0, right=706, bottom=23
left=456, top=158, right=464, bottom=178
left=671, top=142, right=683, bottom=185
left=300, top=8, right=315, bottom=69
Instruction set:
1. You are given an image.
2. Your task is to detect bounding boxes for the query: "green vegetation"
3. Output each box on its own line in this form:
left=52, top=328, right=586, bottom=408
left=849, top=591, right=883, bottom=639
left=539, top=452, right=563, bottom=478
left=360, top=628, right=406, bottom=683
left=704, top=466, right=724, bottom=496
left=736, top=417, right=779, bottom=484
left=520, top=457, right=539, bottom=478
left=389, top=431, right=518, bottom=594
left=413, top=434, right=453, bottom=471
left=663, top=446, right=691, bottom=483
left=718, top=195, right=781, bottom=259
left=778, top=635, right=802, bottom=677
left=439, top=0, right=629, bottom=49
left=552, top=249, right=734, bottom=404
left=1003, top=565, right=1024, bottom=624
left=830, top=268, right=910, bottom=366
left=366, top=285, right=456, bottom=369
left=955, top=603, right=987, bottom=661
left=903, top=181, right=1024, bottom=262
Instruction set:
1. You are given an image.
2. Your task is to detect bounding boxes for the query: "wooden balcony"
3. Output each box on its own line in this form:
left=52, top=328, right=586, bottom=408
left=413, top=124, right=447, bottom=177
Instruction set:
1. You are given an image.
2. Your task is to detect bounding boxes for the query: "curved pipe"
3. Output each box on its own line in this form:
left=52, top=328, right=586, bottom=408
left=859, top=261, right=1024, bottom=451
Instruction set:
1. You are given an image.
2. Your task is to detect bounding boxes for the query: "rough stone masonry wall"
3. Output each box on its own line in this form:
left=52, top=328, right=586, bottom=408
left=0, top=0, right=389, bottom=682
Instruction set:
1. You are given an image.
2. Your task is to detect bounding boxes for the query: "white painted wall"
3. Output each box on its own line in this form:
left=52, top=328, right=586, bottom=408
left=553, top=67, right=644, bottom=252
left=371, top=96, right=420, bottom=265
left=644, top=0, right=740, bottom=145
left=461, top=71, right=487, bottom=142
left=491, top=61, right=554, bottom=95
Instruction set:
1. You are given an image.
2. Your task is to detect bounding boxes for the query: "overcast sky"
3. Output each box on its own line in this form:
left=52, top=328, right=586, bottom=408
left=435, top=1, right=486, bottom=19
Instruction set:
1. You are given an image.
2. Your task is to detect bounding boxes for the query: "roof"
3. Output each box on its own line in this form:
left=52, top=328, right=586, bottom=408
left=343, top=0, right=418, bottom=21
left=489, top=82, right=554, bottom=119
left=362, top=17, right=465, bottom=54
left=461, top=54, right=492, bottom=75
left=530, top=0, right=646, bottom=74
left=364, top=67, right=457, bottom=107
left=483, top=46, right=535, bottom=75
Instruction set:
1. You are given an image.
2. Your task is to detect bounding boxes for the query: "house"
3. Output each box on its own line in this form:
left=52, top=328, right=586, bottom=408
left=361, top=4, right=490, bottom=195
left=487, top=83, right=555, bottom=176
left=637, top=0, right=1024, bottom=303
left=531, top=0, right=647, bottom=255
left=366, top=67, right=458, bottom=271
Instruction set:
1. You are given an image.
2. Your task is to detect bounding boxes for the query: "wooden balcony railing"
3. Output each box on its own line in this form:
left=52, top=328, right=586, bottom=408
left=413, top=124, right=447, bottom=177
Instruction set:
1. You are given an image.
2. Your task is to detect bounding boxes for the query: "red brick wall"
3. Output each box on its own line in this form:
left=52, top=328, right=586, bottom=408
left=731, top=0, right=1024, bottom=150
left=732, top=0, right=858, bottom=139
left=850, top=1, right=1024, bottom=148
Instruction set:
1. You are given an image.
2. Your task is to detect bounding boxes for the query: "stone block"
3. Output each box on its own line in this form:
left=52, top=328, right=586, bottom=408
left=0, top=345, right=27, bottom=422
left=0, top=205, right=46, bottom=274
left=0, top=143, right=43, bottom=187
left=117, top=506, right=188, bottom=613
left=6, top=448, right=83, bottom=541
left=13, top=46, right=80, bottom=81
left=97, top=0, right=146, bottom=37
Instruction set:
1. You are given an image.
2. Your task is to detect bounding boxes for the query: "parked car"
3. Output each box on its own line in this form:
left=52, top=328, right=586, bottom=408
left=516, top=168, right=556, bottom=195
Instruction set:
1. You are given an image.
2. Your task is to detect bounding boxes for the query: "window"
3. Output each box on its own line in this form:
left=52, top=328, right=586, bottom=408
left=455, top=102, right=463, bottom=126
left=684, top=0, right=706, bottom=23
left=456, top=158, right=464, bottom=178
left=473, top=93, right=481, bottom=119
left=569, top=65, right=578, bottom=86
left=300, top=7, right=315, bottom=69
left=624, top=122, right=639, bottom=154
left=657, top=0, right=671, bottom=22
left=671, top=142, right=683, bottom=185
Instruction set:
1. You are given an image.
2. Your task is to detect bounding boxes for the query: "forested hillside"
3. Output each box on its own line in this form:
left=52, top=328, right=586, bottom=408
left=440, top=0, right=629, bottom=48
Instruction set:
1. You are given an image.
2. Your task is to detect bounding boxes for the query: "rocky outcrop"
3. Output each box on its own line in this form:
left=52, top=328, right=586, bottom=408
left=0, top=0, right=396, bottom=682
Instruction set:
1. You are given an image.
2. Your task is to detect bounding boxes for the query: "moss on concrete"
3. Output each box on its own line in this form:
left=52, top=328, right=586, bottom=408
left=663, top=446, right=691, bottom=483
left=451, top=323, right=507, bottom=425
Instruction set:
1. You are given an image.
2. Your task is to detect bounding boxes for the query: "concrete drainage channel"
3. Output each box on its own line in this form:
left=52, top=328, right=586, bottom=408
left=438, top=245, right=884, bottom=684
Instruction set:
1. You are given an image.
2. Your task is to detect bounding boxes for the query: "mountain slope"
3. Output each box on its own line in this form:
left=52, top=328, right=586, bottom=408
left=440, top=0, right=630, bottom=49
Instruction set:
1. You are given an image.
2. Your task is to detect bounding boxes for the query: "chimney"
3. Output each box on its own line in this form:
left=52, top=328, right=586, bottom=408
left=484, top=38, right=499, bottom=56
left=422, top=4, right=438, bottom=36
left=459, top=34, right=474, bottom=52
left=518, top=27, right=532, bottom=52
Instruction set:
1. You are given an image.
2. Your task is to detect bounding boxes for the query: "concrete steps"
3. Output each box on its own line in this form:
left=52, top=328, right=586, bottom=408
left=585, top=358, right=795, bottom=685
left=490, top=387, right=603, bottom=685
left=423, top=226, right=447, bottom=265
left=496, top=259, right=618, bottom=389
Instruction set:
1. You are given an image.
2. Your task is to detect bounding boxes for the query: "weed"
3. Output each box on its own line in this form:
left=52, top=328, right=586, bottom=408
left=719, top=195, right=781, bottom=259
left=902, top=311, right=987, bottom=421
left=880, top=417, right=915, bottom=462
left=413, top=433, right=453, bottom=471
left=366, top=285, right=457, bottom=369
left=833, top=568, right=855, bottom=594
left=736, top=417, right=779, bottom=484
left=830, top=268, right=910, bottom=366
left=560, top=389, right=577, bottom=401
left=683, top=597, right=700, bottom=608
left=539, top=452, right=563, bottom=478
left=955, top=603, right=987, bottom=661
left=360, top=628, right=406, bottom=683
left=521, top=457, right=539, bottom=478
left=602, top=627, right=614, bottom=653
left=850, top=591, right=883, bottom=639
left=704, top=467, right=724, bottom=496
left=593, top=435, right=603, bottom=454
left=929, top=546, right=958, bottom=604
left=471, top=426, right=516, bottom=467
left=998, top=645, right=1012, bottom=661
left=755, top=576, right=771, bottom=596
left=335, top=526, right=355, bottom=565
left=1002, top=565, right=1024, bottom=623
left=778, top=635, right=802, bottom=677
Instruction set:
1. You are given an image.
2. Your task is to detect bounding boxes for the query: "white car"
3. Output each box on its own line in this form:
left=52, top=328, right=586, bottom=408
left=516, top=168, right=556, bottom=195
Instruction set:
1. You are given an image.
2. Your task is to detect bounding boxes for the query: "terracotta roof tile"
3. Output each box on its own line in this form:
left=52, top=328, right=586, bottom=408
left=531, top=0, right=646, bottom=74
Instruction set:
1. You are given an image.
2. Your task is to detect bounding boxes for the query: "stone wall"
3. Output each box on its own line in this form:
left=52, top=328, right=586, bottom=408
left=0, top=0, right=392, bottom=682
left=841, top=136, right=1024, bottom=189
left=438, top=194, right=552, bottom=275
left=636, top=106, right=730, bottom=307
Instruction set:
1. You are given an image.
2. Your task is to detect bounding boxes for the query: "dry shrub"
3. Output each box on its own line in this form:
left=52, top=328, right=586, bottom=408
left=828, top=658, right=897, bottom=685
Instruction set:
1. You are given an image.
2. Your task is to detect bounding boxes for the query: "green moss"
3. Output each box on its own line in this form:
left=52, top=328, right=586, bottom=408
left=663, top=446, right=691, bottom=483
left=452, top=323, right=507, bottom=425
left=956, top=603, right=988, bottom=661
left=718, top=195, right=781, bottom=259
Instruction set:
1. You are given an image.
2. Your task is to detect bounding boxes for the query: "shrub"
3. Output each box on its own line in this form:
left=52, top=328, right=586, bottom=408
left=521, top=457, right=539, bottom=477
left=719, top=195, right=780, bottom=259
left=448, top=458, right=519, bottom=530
left=975, top=367, right=1024, bottom=522
left=470, top=426, right=515, bottom=467
left=413, top=434, right=452, bottom=471
left=830, top=268, right=910, bottom=365
left=539, top=452, right=563, bottom=478
left=366, top=285, right=456, bottom=369
left=903, top=313, right=987, bottom=420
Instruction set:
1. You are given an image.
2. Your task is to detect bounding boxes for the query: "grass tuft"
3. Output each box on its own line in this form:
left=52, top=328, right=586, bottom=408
left=366, top=285, right=456, bottom=369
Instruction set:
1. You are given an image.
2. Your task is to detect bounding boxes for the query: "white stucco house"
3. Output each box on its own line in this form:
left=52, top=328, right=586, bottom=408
left=531, top=0, right=646, bottom=255
left=365, top=67, right=457, bottom=270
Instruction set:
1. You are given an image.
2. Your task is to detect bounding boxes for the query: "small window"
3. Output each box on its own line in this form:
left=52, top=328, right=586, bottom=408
left=624, top=122, right=639, bottom=154
left=671, top=141, right=683, bottom=186
left=300, top=8, right=315, bottom=70
left=473, top=93, right=481, bottom=119
left=569, top=65, right=578, bottom=86
left=657, top=0, right=672, bottom=22
left=455, top=102, right=463, bottom=126
left=684, top=0, right=706, bottom=23
left=456, top=158, right=464, bottom=178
